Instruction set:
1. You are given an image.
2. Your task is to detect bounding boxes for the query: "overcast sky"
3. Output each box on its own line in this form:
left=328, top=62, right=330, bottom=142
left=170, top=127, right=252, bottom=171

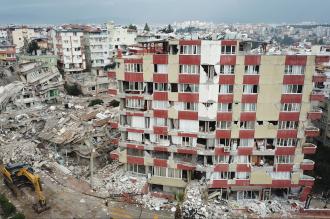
left=0, top=0, right=329, bottom=25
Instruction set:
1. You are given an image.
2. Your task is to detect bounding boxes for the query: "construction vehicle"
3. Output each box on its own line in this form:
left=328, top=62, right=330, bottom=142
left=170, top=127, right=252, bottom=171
left=0, top=162, right=50, bottom=213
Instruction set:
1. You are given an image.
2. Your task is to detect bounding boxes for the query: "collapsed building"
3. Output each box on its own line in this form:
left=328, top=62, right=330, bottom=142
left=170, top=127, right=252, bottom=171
left=0, top=61, right=63, bottom=112
left=109, top=39, right=324, bottom=202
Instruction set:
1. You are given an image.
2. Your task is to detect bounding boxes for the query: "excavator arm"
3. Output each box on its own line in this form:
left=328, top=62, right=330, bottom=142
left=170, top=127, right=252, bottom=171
left=0, top=164, right=13, bottom=183
left=17, top=168, right=50, bottom=213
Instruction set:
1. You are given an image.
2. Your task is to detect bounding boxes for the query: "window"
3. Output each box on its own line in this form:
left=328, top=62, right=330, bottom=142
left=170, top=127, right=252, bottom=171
left=270, top=172, right=290, bottom=180
left=180, top=45, right=201, bottom=55
left=218, top=103, right=232, bottom=112
left=217, top=121, right=231, bottom=129
left=182, top=137, right=193, bottom=147
left=233, top=155, right=250, bottom=163
left=154, top=118, right=167, bottom=126
left=219, top=85, right=233, bottom=94
left=127, top=82, right=143, bottom=91
left=179, top=84, right=199, bottom=93
left=153, top=166, right=166, bottom=177
left=127, top=148, right=144, bottom=157
left=240, top=121, right=255, bottom=129
left=127, top=164, right=146, bottom=174
left=284, top=65, right=305, bottom=75
left=126, top=99, right=144, bottom=109
left=183, top=102, right=198, bottom=111
left=282, top=85, right=303, bottom=94
left=243, top=85, right=259, bottom=94
left=280, top=103, right=301, bottom=112
left=220, top=65, right=235, bottom=74
left=156, top=134, right=169, bottom=142
left=154, top=64, right=168, bottom=73
left=221, top=45, right=236, bottom=54
left=239, top=139, right=254, bottom=147
left=125, top=63, right=143, bottom=72
left=179, top=65, right=200, bottom=74
left=278, top=121, right=298, bottom=130
left=214, top=155, right=229, bottom=163
left=154, top=83, right=169, bottom=91
left=153, top=167, right=182, bottom=178
left=245, top=65, right=260, bottom=74
left=216, top=138, right=231, bottom=147
left=241, top=103, right=257, bottom=112
left=277, top=138, right=299, bottom=147
left=276, top=155, right=293, bottom=164
left=152, top=101, right=169, bottom=109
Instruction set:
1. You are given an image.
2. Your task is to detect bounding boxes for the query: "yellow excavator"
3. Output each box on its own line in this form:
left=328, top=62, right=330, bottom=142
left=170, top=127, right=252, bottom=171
left=0, top=162, right=50, bottom=213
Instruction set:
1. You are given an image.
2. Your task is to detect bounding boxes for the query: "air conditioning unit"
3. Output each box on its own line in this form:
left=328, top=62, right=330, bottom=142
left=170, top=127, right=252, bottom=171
left=224, top=146, right=230, bottom=152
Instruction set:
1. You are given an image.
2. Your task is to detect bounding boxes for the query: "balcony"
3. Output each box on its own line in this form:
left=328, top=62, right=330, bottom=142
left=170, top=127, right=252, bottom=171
left=299, top=175, right=315, bottom=187
left=307, top=108, right=323, bottom=121
left=310, top=91, right=325, bottom=102
left=300, top=159, right=315, bottom=171
left=313, top=73, right=327, bottom=83
left=302, top=143, right=317, bottom=154
left=305, top=127, right=320, bottom=137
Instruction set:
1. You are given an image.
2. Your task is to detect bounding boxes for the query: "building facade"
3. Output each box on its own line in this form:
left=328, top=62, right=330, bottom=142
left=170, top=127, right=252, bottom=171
left=0, top=40, right=16, bottom=63
left=110, top=39, right=324, bottom=201
left=10, top=27, right=36, bottom=53
left=50, top=29, right=86, bottom=73
left=84, top=29, right=110, bottom=75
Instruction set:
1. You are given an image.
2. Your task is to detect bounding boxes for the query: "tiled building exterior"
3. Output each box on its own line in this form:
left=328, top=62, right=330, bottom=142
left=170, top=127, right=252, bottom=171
left=110, top=39, right=326, bottom=201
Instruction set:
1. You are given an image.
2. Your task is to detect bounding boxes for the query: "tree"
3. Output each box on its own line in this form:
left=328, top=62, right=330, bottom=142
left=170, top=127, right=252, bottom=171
left=26, top=40, right=40, bottom=55
left=128, top=24, right=137, bottom=31
left=167, top=24, right=174, bottom=33
left=144, top=23, right=150, bottom=32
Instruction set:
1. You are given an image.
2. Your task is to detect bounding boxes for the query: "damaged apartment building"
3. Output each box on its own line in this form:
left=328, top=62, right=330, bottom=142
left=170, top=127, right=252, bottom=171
left=110, top=39, right=325, bottom=201
left=0, top=60, right=63, bottom=112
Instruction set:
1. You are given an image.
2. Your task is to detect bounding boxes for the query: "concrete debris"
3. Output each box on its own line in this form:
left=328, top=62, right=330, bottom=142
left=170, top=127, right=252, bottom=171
left=89, top=162, right=147, bottom=196
left=182, top=181, right=208, bottom=219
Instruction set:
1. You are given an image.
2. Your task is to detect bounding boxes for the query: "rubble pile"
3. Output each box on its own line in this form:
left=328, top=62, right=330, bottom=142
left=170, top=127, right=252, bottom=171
left=90, top=162, right=147, bottom=196
left=182, top=181, right=208, bottom=219
left=140, top=194, right=174, bottom=211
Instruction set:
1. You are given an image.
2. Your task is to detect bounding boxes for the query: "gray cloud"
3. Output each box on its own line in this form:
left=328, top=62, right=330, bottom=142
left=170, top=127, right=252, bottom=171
left=0, top=0, right=329, bottom=25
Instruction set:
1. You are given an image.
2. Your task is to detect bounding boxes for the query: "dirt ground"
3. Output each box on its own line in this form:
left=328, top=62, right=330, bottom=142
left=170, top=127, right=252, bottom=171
left=0, top=170, right=173, bottom=219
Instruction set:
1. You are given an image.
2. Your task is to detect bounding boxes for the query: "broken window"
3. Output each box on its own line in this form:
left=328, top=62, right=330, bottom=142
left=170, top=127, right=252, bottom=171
left=201, top=65, right=217, bottom=79
left=199, top=121, right=216, bottom=132
left=169, top=119, right=179, bottom=130
left=127, top=164, right=146, bottom=174
left=170, top=83, right=178, bottom=92
left=183, top=102, right=198, bottom=111
left=152, top=151, right=170, bottom=160
left=170, top=45, right=178, bottom=55
left=216, top=138, right=231, bottom=147
left=127, top=148, right=144, bottom=157
left=182, top=137, right=193, bottom=147
left=276, top=155, right=293, bottom=164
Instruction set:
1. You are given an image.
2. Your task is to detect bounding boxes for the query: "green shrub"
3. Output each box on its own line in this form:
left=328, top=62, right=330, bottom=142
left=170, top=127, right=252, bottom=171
left=88, top=99, right=104, bottom=107
left=12, top=212, right=25, bottom=219
left=0, top=193, right=16, bottom=217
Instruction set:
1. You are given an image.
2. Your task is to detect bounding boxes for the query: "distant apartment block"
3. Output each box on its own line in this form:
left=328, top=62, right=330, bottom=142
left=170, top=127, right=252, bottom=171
left=0, top=40, right=16, bottom=63
left=50, top=29, right=86, bottom=73
left=110, top=39, right=324, bottom=201
left=10, top=27, right=36, bottom=53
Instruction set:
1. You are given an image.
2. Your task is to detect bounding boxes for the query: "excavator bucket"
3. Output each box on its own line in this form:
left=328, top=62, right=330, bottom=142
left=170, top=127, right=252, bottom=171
left=32, top=203, right=51, bottom=213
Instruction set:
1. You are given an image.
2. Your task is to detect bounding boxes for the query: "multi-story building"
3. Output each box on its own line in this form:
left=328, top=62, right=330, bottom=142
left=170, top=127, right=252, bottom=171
left=0, top=28, right=8, bottom=40
left=50, top=29, right=86, bottom=73
left=110, top=39, right=324, bottom=201
left=0, top=40, right=16, bottom=63
left=10, top=27, right=37, bottom=53
left=84, top=28, right=110, bottom=75
left=106, top=22, right=137, bottom=52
